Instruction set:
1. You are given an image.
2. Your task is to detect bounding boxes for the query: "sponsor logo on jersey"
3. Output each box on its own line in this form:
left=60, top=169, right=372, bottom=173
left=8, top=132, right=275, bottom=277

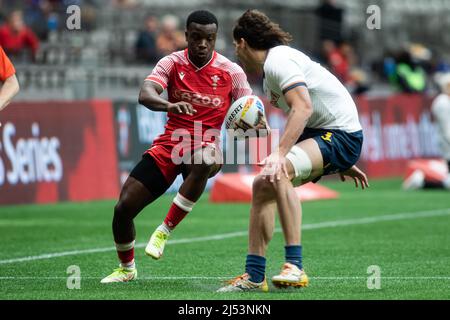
left=321, top=132, right=333, bottom=142
left=173, top=89, right=224, bottom=108
left=211, top=75, right=220, bottom=89
left=179, top=72, right=185, bottom=80
left=270, top=91, right=280, bottom=107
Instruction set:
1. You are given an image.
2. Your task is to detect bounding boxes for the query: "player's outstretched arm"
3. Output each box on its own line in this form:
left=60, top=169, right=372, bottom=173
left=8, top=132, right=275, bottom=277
left=339, top=165, right=369, bottom=189
left=0, top=74, right=19, bottom=111
left=138, top=80, right=196, bottom=115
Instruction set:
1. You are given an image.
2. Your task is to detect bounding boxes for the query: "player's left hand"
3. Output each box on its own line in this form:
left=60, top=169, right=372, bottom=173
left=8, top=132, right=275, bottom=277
left=258, top=151, right=289, bottom=183
left=253, top=111, right=271, bottom=137
left=339, top=165, right=369, bottom=189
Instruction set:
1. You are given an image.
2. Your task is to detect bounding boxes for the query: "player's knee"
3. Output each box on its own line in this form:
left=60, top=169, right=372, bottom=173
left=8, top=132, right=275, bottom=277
left=190, top=162, right=216, bottom=178
left=208, top=163, right=221, bottom=178
left=191, top=146, right=222, bottom=167
left=113, top=201, right=125, bottom=218
left=114, top=199, right=134, bottom=220
left=252, top=175, right=275, bottom=196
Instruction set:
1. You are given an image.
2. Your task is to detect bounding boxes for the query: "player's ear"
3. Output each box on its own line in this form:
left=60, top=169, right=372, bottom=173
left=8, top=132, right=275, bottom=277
left=237, top=38, right=245, bottom=48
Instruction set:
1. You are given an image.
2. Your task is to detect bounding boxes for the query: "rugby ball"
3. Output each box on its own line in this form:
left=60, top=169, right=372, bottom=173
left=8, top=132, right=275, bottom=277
left=225, top=95, right=269, bottom=136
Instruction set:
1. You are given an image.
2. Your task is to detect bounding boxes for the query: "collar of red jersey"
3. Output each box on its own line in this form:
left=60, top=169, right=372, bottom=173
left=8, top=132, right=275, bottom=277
left=185, top=49, right=217, bottom=72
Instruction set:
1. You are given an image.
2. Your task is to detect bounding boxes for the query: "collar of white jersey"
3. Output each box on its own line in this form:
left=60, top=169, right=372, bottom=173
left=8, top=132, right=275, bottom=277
left=185, top=49, right=217, bottom=72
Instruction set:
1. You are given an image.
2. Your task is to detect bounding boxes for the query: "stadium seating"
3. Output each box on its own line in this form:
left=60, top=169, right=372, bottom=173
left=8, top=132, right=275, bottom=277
left=6, top=0, right=450, bottom=101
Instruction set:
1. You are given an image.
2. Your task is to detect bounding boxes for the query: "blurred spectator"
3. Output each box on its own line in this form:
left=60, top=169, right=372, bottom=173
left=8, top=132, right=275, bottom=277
left=321, top=40, right=349, bottom=83
left=156, top=15, right=186, bottom=57
left=112, top=0, right=139, bottom=9
left=135, top=15, right=160, bottom=64
left=391, top=47, right=427, bottom=93
left=0, top=45, right=19, bottom=111
left=382, top=52, right=397, bottom=85
left=24, top=0, right=53, bottom=41
left=431, top=73, right=450, bottom=189
left=0, top=10, right=40, bottom=62
left=315, top=0, right=344, bottom=43
left=320, top=40, right=369, bottom=95
left=340, top=42, right=370, bottom=95
left=435, top=61, right=450, bottom=74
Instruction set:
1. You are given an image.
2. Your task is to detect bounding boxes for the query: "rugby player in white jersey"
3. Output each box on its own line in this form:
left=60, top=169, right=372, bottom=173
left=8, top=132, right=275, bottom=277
left=430, top=74, right=450, bottom=188
left=218, top=10, right=369, bottom=292
left=403, top=73, right=450, bottom=190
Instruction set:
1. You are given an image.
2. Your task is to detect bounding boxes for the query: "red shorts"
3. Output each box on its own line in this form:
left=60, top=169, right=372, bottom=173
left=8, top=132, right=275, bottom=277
left=145, top=136, right=218, bottom=185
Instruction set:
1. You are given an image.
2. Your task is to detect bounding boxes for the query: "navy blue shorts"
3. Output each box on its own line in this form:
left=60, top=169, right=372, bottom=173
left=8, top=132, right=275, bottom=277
left=297, top=128, right=363, bottom=179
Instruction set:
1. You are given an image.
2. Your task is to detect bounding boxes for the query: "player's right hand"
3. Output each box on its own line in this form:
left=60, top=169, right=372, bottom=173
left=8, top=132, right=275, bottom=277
left=339, top=165, right=369, bottom=189
left=167, top=102, right=197, bottom=116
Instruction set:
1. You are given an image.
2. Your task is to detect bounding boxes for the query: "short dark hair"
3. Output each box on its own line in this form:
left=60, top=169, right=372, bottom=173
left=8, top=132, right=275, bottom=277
left=186, top=10, right=218, bottom=29
left=233, top=9, right=292, bottom=50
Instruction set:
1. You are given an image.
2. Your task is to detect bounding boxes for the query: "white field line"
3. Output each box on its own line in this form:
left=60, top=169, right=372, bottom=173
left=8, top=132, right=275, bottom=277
left=0, top=207, right=449, bottom=266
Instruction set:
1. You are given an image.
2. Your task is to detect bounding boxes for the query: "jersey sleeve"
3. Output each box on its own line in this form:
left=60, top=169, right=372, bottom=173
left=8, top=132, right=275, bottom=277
left=265, top=53, right=307, bottom=94
left=0, top=46, right=15, bottom=82
left=145, top=55, right=175, bottom=90
left=230, top=64, right=252, bottom=100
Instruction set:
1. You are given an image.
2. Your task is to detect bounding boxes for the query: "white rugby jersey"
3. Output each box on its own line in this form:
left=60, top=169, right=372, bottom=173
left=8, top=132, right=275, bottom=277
left=431, top=93, right=450, bottom=160
left=263, top=45, right=362, bottom=133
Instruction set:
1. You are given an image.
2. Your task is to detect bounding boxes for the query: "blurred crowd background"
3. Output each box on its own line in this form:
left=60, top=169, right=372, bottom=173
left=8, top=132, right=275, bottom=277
left=1, top=0, right=450, bottom=101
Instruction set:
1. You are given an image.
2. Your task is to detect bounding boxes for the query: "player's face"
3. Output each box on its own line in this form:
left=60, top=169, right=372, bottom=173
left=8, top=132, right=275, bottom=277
left=233, top=38, right=256, bottom=73
left=186, top=23, right=217, bottom=66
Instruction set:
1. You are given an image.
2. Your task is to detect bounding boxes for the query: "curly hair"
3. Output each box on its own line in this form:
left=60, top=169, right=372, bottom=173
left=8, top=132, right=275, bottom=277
left=233, top=9, right=293, bottom=50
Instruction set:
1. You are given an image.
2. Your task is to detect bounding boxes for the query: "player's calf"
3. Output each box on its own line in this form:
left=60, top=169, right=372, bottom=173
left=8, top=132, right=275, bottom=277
left=145, top=147, right=222, bottom=260
left=145, top=192, right=195, bottom=259
left=112, top=201, right=136, bottom=242
left=252, top=175, right=277, bottom=201
left=106, top=175, right=157, bottom=283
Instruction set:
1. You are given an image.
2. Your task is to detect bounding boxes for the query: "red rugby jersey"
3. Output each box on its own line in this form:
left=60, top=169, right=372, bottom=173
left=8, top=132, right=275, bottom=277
left=0, top=46, right=15, bottom=81
left=145, top=49, right=252, bottom=142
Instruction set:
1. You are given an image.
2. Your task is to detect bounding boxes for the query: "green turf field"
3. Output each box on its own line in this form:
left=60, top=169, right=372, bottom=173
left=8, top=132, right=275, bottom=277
left=0, top=178, right=449, bottom=300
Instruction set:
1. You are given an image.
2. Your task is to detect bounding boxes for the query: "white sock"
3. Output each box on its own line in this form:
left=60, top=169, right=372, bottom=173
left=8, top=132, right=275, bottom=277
left=115, top=241, right=136, bottom=269
left=158, top=223, right=172, bottom=234
left=173, top=192, right=195, bottom=212
left=115, top=240, right=135, bottom=252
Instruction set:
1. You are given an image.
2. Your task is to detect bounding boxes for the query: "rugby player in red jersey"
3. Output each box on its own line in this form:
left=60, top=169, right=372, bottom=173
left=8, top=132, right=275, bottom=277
left=101, top=10, right=252, bottom=283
